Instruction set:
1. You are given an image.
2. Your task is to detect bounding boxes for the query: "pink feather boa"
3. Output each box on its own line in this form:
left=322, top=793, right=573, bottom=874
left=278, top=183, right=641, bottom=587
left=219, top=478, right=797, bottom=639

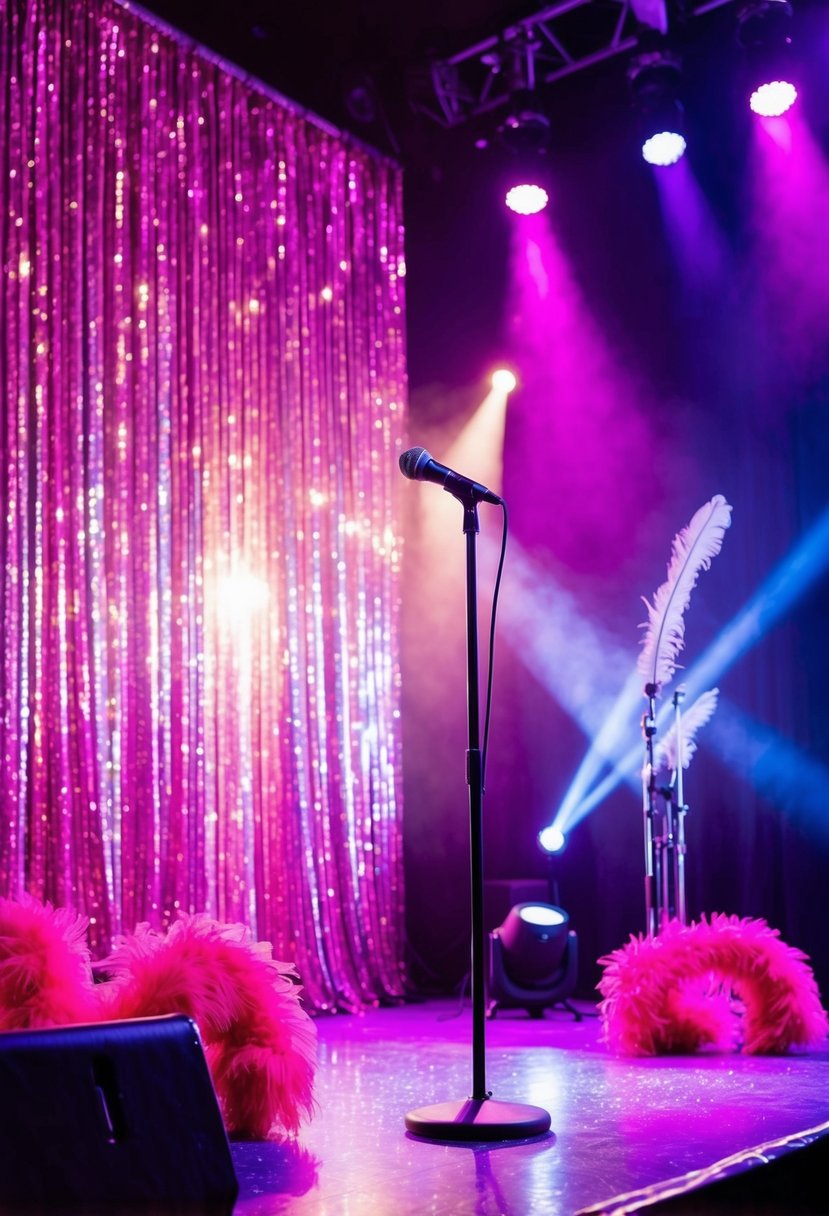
left=0, top=894, right=99, bottom=1029
left=0, top=896, right=316, bottom=1139
left=598, top=914, right=829, bottom=1056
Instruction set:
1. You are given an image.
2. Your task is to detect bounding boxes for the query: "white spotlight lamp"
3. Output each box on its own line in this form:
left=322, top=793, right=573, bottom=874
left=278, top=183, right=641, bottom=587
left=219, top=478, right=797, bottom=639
left=629, top=43, right=687, bottom=166
left=738, top=0, right=798, bottom=118
left=491, top=367, right=517, bottom=394
left=537, top=824, right=567, bottom=904
left=642, top=130, right=686, bottom=167
left=498, top=107, right=551, bottom=216
left=487, top=903, right=580, bottom=1018
left=537, top=825, right=566, bottom=855
left=505, top=183, right=549, bottom=215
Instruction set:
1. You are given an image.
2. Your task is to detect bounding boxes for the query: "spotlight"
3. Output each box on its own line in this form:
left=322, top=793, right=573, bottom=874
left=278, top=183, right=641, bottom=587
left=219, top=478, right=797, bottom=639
left=497, top=106, right=551, bottom=215
left=749, top=80, right=797, bottom=117
left=487, top=903, right=580, bottom=1018
left=537, top=825, right=565, bottom=855
left=629, top=42, right=687, bottom=166
left=491, top=367, right=517, bottom=393
left=537, top=824, right=566, bottom=904
left=738, top=0, right=798, bottom=117
left=642, top=131, right=686, bottom=167
left=505, top=182, right=549, bottom=216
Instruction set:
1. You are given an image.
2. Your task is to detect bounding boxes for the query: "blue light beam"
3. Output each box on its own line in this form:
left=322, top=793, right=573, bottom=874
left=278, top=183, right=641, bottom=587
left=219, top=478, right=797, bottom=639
left=551, top=502, right=829, bottom=833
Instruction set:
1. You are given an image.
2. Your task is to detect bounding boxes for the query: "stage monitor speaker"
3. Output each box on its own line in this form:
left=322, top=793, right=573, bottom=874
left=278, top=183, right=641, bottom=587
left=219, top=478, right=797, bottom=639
left=0, top=1014, right=238, bottom=1214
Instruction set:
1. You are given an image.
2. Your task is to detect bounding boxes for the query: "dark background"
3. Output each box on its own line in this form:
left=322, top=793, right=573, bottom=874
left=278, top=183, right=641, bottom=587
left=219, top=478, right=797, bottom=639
left=137, top=0, right=829, bottom=1001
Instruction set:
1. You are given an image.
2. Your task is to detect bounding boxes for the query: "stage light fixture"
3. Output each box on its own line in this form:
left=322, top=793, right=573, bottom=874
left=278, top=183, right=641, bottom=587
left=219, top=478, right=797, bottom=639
left=629, top=43, right=686, bottom=166
left=537, top=825, right=567, bottom=906
left=738, top=0, right=798, bottom=117
left=487, top=902, right=579, bottom=1018
left=505, top=182, right=549, bottom=216
left=497, top=106, right=551, bottom=216
left=537, top=825, right=565, bottom=855
left=750, top=80, right=797, bottom=117
left=501, top=904, right=570, bottom=977
left=491, top=367, right=517, bottom=393
left=642, top=130, right=686, bottom=167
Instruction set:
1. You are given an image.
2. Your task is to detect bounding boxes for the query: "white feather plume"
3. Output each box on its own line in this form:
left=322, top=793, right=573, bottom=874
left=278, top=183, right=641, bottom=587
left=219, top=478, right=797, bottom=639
left=654, top=689, right=719, bottom=772
left=638, top=495, right=732, bottom=693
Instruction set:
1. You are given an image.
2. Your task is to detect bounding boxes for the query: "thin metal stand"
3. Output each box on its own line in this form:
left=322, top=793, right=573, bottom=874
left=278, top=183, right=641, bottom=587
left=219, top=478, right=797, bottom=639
left=642, top=687, right=689, bottom=935
left=671, top=691, right=689, bottom=926
left=641, top=685, right=659, bottom=937
left=405, top=490, right=551, bottom=1143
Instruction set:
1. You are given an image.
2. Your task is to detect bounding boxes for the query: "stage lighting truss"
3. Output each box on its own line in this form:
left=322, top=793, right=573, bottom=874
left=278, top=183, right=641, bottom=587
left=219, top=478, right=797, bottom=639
left=408, top=0, right=740, bottom=132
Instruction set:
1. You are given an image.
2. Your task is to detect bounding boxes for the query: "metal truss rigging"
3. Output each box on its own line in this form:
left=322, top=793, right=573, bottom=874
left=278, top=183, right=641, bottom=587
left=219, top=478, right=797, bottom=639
left=409, top=0, right=736, bottom=129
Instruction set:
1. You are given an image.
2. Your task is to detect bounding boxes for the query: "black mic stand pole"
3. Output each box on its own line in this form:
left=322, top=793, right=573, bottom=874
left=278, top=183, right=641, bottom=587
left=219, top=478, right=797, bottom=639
left=405, top=488, right=551, bottom=1142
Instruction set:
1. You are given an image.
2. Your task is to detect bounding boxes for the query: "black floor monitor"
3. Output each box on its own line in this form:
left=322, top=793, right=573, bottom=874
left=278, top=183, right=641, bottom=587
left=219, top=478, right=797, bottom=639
left=0, top=1013, right=238, bottom=1214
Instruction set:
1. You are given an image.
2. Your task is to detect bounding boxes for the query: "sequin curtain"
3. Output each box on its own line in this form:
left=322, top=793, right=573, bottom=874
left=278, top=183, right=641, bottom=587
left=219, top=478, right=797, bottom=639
left=0, top=0, right=407, bottom=1010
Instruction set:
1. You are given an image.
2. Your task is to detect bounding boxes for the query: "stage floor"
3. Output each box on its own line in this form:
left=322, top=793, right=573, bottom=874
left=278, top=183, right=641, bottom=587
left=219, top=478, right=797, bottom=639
left=231, top=999, right=829, bottom=1215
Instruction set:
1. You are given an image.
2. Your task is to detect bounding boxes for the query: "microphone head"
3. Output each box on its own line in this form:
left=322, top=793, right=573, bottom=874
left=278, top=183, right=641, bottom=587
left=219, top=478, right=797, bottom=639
left=399, top=446, right=431, bottom=481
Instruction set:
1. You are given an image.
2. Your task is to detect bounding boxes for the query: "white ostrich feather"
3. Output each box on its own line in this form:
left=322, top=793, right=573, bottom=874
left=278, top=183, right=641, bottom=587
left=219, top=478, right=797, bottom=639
left=654, top=689, right=719, bottom=772
left=638, top=496, right=732, bottom=693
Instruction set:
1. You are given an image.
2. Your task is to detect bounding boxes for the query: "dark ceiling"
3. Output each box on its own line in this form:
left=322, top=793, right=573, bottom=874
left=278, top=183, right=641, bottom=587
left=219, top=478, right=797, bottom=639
left=136, top=0, right=518, bottom=158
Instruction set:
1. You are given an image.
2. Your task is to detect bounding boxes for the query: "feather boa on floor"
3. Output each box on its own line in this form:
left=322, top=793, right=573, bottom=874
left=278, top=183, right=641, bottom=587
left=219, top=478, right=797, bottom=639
left=598, top=914, right=829, bottom=1056
left=0, top=895, right=316, bottom=1139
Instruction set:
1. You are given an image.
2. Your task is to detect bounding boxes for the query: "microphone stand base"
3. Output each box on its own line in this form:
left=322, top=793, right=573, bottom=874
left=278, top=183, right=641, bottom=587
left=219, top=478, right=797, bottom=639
left=405, top=1097, right=551, bottom=1142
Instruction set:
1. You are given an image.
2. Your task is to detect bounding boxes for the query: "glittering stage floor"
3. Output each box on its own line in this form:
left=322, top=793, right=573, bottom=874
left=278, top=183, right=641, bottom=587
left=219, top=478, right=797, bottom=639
left=231, top=1000, right=829, bottom=1215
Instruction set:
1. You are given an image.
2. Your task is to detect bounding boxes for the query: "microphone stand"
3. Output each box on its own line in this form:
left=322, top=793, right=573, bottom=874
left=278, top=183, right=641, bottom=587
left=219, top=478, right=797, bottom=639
left=642, top=686, right=690, bottom=936
left=671, top=689, right=689, bottom=926
left=660, top=690, right=688, bottom=926
left=405, top=487, right=551, bottom=1142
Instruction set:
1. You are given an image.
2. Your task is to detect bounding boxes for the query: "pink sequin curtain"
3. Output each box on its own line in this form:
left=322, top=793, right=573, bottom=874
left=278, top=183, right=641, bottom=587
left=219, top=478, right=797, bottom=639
left=0, top=0, right=407, bottom=1010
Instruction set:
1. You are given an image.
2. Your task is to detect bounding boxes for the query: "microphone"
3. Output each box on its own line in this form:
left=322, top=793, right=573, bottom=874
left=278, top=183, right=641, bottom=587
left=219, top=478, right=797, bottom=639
left=398, top=446, right=503, bottom=506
